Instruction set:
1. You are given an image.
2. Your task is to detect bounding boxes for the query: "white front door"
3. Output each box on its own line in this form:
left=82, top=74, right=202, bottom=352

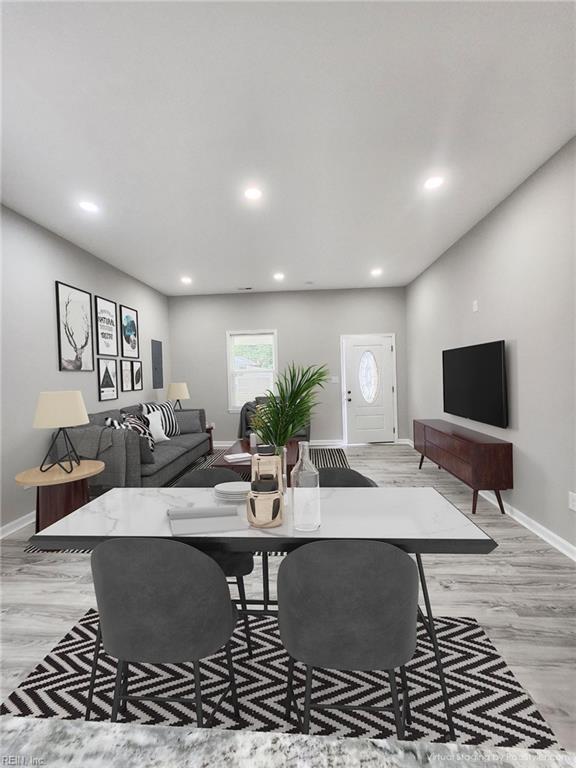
left=341, top=334, right=397, bottom=444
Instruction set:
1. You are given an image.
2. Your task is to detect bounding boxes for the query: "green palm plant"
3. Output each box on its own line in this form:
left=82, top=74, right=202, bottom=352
left=250, top=363, right=329, bottom=451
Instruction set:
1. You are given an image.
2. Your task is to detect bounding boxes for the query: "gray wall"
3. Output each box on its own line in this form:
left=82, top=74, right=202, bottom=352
left=169, top=288, right=408, bottom=442
left=1, top=207, right=171, bottom=527
left=406, top=139, right=576, bottom=545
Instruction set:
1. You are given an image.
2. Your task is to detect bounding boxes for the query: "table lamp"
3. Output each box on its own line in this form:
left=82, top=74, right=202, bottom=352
left=167, top=382, right=190, bottom=410
left=33, top=390, right=89, bottom=473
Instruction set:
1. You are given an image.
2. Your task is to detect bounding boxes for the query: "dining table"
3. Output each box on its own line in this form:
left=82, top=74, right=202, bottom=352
left=29, top=484, right=497, bottom=740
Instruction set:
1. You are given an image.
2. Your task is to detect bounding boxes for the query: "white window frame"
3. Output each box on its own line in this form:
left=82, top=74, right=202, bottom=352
left=226, top=329, right=278, bottom=413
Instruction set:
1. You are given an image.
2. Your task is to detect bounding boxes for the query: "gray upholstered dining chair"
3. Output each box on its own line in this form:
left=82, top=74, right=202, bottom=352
left=174, top=467, right=254, bottom=656
left=85, top=538, right=240, bottom=725
left=278, top=540, right=418, bottom=738
left=318, top=466, right=378, bottom=487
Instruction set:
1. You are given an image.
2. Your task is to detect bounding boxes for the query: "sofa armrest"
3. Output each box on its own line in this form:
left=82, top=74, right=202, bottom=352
left=53, top=424, right=141, bottom=489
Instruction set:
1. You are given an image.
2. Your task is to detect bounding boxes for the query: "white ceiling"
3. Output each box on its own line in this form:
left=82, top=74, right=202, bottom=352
left=3, top=2, right=575, bottom=296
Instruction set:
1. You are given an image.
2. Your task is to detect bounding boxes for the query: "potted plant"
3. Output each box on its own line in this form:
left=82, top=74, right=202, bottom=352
left=250, top=363, right=329, bottom=455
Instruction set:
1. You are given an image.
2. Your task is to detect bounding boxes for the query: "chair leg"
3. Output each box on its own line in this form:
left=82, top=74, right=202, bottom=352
left=193, top=660, right=204, bottom=728
left=400, top=666, right=412, bottom=727
left=388, top=670, right=404, bottom=740
left=120, top=662, right=129, bottom=716
left=285, top=656, right=295, bottom=721
left=261, top=552, right=270, bottom=610
left=225, top=641, right=240, bottom=720
left=302, top=665, right=313, bottom=735
left=110, top=661, right=125, bottom=722
left=236, top=576, right=253, bottom=658
left=85, top=622, right=101, bottom=721
left=416, top=554, right=456, bottom=740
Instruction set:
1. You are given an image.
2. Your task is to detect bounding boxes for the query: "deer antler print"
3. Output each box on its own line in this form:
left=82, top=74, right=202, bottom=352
left=61, top=296, right=91, bottom=370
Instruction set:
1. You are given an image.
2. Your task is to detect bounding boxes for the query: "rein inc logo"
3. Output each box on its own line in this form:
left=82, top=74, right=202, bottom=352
left=2, top=758, right=45, bottom=766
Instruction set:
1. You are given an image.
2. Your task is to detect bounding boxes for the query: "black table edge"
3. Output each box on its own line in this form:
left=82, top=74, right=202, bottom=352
left=28, top=534, right=498, bottom=555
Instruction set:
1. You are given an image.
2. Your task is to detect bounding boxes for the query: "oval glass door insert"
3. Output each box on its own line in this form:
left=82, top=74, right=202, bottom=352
left=359, top=350, right=379, bottom=403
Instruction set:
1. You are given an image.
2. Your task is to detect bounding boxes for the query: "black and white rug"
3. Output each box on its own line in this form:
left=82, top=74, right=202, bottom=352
left=0, top=611, right=557, bottom=749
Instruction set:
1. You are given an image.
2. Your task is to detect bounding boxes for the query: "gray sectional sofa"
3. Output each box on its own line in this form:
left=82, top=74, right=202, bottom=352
left=62, top=405, right=212, bottom=493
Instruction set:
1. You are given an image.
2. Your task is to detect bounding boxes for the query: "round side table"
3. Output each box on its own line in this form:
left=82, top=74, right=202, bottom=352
left=15, top=460, right=105, bottom=532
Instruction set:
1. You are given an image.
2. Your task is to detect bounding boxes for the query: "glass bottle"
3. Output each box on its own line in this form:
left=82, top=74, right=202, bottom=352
left=290, top=441, right=321, bottom=531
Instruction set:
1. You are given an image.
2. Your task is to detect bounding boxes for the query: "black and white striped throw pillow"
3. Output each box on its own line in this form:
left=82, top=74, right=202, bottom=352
left=142, top=401, right=180, bottom=437
left=105, top=414, right=155, bottom=452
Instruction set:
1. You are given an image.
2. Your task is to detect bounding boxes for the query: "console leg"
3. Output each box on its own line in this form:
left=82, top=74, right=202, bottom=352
left=494, top=490, right=506, bottom=515
left=418, top=454, right=424, bottom=470
left=472, top=490, right=478, bottom=515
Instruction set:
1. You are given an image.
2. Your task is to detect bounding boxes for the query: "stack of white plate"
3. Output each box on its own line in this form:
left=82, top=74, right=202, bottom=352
left=214, top=482, right=251, bottom=503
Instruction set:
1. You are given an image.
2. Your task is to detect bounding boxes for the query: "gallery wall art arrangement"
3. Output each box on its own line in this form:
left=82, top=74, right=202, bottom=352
left=55, top=281, right=144, bottom=402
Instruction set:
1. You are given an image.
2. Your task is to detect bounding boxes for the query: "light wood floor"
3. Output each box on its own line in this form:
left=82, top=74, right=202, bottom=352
left=1, top=444, right=575, bottom=748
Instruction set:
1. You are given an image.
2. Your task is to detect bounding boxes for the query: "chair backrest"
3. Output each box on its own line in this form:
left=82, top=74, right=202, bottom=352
left=91, top=538, right=235, bottom=663
left=278, top=540, right=417, bottom=671
left=175, top=467, right=240, bottom=487
left=318, top=467, right=377, bottom=487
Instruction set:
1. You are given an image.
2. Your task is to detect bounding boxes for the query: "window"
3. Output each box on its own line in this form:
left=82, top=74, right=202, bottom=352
left=226, top=330, right=278, bottom=411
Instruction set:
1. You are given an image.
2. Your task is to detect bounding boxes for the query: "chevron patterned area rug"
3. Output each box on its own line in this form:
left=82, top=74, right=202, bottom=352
left=178, top=446, right=350, bottom=481
left=0, top=611, right=557, bottom=748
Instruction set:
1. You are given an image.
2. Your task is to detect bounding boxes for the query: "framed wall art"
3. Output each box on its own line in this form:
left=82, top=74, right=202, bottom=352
left=55, top=281, right=94, bottom=371
left=120, top=359, right=133, bottom=392
left=132, top=360, right=143, bottom=391
left=98, top=358, right=118, bottom=401
left=119, top=304, right=139, bottom=359
left=94, top=296, right=118, bottom=357
left=94, top=295, right=118, bottom=357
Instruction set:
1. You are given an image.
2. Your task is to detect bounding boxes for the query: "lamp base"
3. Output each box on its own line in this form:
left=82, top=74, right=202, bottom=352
left=174, top=399, right=182, bottom=410
left=40, top=427, right=81, bottom=474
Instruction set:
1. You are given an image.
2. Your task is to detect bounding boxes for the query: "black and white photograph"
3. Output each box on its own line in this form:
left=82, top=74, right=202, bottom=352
left=132, top=360, right=143, bottom=391
left=120, top=359, right=133, bottom=392
left=55, top=281, right=94, bottom=371
left=94, top=296, right=118, bottom=357
left=120, top=304, right=139, bottom=358
left=98, top=358, right=118, bottom=401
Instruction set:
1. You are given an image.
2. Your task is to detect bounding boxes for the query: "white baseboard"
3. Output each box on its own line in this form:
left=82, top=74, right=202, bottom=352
left=213, top=441, right=234, bottom=448
left=479, top=491, right=576, bottom=562
left=310, top=440, right=345, bottom=448
left=396, top=438, right=414, bottom=447
left=0, top=511, right=35, bottom=540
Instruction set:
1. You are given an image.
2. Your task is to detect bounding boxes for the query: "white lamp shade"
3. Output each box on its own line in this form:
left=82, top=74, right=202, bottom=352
left=167, top=382, right=190, bottom=401
left=33, top=391, right=89, bottom=429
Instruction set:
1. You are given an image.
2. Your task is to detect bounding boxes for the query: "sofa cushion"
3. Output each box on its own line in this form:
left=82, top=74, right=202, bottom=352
left=89, top=409, right=121, bottom=426
left=168, top=433, right=210, bottom=451
left=143, top=401, right=180, bottom=437
left=175, top=410, right=202, bottom=434
left=140, top=441, right=189, bottom=477
left=120, top=404, right=143, bottom=418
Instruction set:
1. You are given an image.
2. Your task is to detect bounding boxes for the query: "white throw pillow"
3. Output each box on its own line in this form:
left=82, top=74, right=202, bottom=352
left=147, top=410, right=170, bottom=443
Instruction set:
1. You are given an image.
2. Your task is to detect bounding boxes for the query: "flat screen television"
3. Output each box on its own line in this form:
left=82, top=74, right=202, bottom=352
left=442, top=341, right=508, bottom=428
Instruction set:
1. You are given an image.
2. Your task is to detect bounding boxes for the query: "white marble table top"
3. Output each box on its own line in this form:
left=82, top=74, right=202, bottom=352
left=1, top=717, right=570, bottom=768
left=31, top=486, right=495, bottom=554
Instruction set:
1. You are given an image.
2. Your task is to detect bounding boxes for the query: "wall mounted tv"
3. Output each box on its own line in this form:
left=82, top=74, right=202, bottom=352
left=442, top=341, right=509, bottom=428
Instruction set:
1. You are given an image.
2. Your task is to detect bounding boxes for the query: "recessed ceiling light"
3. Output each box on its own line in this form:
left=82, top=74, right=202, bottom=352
left=423, top=176, right=445, bottom=191
left=180, top=276, right=192, bottom=285
left=273, top=272, right=285, bottom=281
left=244, top=187, right=263, bottom=201
left=370, top=268, right=383, bottom=277
left=78, top=200, right=99, bottom=213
